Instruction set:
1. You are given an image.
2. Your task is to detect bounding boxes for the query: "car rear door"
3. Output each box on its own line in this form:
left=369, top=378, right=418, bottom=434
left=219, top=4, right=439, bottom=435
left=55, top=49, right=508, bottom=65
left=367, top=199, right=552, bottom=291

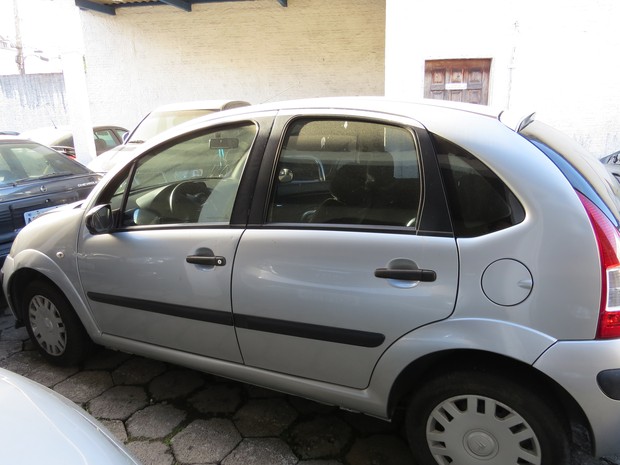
left=232, top=111, right=458, bottom=389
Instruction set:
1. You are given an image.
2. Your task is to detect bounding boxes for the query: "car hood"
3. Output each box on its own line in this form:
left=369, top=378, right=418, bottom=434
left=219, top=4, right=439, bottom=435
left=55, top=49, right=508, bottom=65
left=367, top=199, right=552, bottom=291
left=0, top=368, right=140, bottom=464
left=88, top=144, right=138, bottom=173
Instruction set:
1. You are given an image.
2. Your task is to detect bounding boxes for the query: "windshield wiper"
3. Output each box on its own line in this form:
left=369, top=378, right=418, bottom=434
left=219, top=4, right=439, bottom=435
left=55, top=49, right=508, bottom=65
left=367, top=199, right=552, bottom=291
left=128, top=140, right=145, bottom=144
left=34, top=172, right=74, bottom=180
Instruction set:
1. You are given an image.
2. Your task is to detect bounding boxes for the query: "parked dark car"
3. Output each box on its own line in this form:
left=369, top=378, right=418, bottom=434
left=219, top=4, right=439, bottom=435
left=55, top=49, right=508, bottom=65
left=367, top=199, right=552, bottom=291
left=0, top=136, right=101, bottom=268
left=20, top=125, right=129, bottom=158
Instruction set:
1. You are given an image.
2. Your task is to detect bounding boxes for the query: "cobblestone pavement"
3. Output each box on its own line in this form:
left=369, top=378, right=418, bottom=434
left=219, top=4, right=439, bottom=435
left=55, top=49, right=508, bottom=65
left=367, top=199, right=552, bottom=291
left=0, top=306, right=619, bottom=465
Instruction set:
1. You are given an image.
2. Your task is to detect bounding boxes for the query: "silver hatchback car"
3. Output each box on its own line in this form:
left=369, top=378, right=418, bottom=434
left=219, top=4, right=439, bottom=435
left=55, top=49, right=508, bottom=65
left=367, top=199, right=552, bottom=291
left=3, top=98, right=620, bottom=465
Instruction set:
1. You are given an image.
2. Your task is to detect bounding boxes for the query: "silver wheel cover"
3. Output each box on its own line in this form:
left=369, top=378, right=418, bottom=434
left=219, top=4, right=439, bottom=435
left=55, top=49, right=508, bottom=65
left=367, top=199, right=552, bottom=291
left=28, top=295, right=67, bottom=356
left=427, top=394, right=541, bottom=465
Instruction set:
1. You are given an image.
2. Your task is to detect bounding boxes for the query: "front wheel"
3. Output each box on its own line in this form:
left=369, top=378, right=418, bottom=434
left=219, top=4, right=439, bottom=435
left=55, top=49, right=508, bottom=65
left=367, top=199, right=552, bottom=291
left=23, top=280, right=93, bottom=366
left=406, top=370, right=570, bottom=465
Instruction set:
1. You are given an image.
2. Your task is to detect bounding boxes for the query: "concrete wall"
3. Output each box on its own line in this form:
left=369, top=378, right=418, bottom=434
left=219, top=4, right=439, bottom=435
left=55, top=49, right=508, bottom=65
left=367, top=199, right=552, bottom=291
left=385, top=0, right=620, bottom=157
left=80, top=0, right=386, bottom=131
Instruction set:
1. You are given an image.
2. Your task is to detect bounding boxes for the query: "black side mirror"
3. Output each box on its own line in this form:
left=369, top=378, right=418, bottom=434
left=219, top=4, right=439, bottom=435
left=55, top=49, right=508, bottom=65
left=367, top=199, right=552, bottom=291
left=85, top=204, right=114, bottom=234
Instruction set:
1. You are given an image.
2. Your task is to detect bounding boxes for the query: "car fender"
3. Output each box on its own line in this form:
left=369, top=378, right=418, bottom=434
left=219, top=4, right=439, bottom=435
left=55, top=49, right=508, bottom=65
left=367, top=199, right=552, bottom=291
left=365, top=318, right=557, bottom=416
left=7, top=247, right=101, bottom=339
left=5, top=209, right=101, bottom=339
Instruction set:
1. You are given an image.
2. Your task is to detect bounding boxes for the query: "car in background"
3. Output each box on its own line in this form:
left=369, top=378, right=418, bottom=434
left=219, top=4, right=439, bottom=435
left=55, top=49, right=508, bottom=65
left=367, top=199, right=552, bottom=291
left=0, top=136, right=101, bottom=268
left=601, top=149, right=620, bottom=165
left=87, top=99, right=249, bottom=173
left=0, top=367, right=140, bottom=464
left=21, top=125, right=129, bottom=158
left=5, top=97, right=620, bottom=465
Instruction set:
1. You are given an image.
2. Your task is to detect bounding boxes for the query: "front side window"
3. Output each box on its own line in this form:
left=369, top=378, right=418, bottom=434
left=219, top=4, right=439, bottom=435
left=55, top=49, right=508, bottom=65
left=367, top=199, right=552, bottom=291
left=98, top=123, right=257, bottom=227
left=268, top=118, right=421, bottom=228
left=434, top=135, right=525, bottom=237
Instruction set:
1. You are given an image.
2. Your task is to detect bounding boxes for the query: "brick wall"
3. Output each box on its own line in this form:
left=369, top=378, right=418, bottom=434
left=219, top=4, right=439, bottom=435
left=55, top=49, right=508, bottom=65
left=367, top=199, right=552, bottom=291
left=80, top=0, right=386, bottom=131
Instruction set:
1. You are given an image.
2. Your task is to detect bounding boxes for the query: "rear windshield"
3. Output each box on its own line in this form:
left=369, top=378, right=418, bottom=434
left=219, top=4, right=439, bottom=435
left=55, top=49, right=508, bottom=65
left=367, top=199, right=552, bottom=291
left=520, top=121, right=620, bottom=226
left=0, top=142, right=90, bottom=187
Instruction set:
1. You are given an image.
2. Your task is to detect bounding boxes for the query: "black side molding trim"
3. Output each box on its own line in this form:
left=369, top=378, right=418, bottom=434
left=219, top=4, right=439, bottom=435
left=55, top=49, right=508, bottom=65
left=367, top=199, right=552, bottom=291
left=87, top=292, right=234, bottom=326
left=87, top=292, right=385, bottom=348
left=234, top=314, right=385, bottom=348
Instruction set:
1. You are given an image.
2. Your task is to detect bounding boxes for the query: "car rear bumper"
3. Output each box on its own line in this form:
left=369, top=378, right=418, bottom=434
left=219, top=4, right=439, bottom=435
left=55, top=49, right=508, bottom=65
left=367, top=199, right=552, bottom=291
left=533, top=339, right=620, bottom=457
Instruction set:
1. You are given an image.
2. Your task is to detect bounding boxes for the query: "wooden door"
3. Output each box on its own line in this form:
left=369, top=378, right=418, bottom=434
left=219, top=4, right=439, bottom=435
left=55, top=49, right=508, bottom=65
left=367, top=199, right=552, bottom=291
left=424, top=59, right=491, bottom=105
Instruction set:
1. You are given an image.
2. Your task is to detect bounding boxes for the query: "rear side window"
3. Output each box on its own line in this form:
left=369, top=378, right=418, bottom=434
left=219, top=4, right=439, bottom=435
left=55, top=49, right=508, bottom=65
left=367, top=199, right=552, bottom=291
left=434, top=135, right=525, bottom=237
left=268, top=118, right=421, bottom=228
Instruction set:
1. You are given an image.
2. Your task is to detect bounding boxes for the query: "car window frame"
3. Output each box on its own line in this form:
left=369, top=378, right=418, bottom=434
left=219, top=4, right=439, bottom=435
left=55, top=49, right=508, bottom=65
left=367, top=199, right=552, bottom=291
left=88, top=114, right=276, bottom=232
left=248, top=110, right=453, bottom=237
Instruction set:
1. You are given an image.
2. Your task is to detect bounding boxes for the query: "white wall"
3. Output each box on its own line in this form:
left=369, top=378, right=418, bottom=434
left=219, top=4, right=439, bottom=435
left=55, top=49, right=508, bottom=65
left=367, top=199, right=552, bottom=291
left=386, top=0, right=620, bottom=157
left=80, top=0, right=386, bottom=131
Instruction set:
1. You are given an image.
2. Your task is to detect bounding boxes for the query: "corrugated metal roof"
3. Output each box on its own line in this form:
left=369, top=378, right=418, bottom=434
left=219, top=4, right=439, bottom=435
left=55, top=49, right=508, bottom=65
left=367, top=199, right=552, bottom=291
left=74, top=0, right=286, bottom=15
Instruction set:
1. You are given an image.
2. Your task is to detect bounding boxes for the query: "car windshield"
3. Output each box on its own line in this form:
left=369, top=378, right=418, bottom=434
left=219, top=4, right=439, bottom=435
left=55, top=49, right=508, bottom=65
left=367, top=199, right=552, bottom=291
left=128, top=109, right=217, bottom=143
left=0, top=141, right=90, bottom=186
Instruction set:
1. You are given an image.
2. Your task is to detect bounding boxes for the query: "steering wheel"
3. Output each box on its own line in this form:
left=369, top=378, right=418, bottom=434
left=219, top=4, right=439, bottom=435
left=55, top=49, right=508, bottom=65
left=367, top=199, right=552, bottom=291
left=169, top=181, right=209, bottom=222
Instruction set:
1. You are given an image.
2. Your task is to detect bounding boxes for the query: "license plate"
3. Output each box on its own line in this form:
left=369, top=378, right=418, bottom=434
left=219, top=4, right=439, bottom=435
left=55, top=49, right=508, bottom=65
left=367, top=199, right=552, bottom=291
left=24, top=205, right=60, bottom=224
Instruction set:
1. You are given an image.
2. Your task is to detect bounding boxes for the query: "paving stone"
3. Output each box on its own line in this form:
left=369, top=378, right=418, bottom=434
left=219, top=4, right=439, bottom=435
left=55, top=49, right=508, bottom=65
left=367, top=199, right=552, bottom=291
left=234, top=398, right=298, bottom=437
left=0, top=313, right=15, bottom=330
left=126, top=440, right=174, bottom=465
left=222, top=438, right=298, bottom=465
left=171, top=418, right=241, bottom=463
left=189, top=382, right=243, bottom=414
left=345, top=435, right=413, bottom=465
left=89, top=385, right=149, bottom=420
left=0, top=324, right=28, bottom=341
left=0, top=350, right=43, bottom=375
left=84, top=349, right=132, bottom=371
left=289, top=415, right=353, bottom=460
left=0, top=340, right=22, bottom=360
left=149, top=368, right=204, bottom=401
left=101, top=419, right=128, bottom=443
left=288, top=396, right=337, bottom=416
left=25, top=362, right=79, bottom=388
left=54, top=370, right=114, bottom=403
left=340, top=411, right=398, bottom=435
left=113, top=356, right=167, bottom=386
left=126, top=403, right=186, bottom=439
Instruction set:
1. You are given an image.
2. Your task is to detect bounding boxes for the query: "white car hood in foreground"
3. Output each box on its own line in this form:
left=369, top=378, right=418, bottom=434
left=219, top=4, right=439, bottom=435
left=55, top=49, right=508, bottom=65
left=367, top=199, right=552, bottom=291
left=0, top=368, right=140, bottom=465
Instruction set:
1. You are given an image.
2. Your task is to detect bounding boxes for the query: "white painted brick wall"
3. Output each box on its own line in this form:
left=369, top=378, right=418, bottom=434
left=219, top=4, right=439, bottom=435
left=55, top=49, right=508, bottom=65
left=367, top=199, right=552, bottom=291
left=80, top=0, right=386, bottom=131
left=386, top=0, right=620, bottom=157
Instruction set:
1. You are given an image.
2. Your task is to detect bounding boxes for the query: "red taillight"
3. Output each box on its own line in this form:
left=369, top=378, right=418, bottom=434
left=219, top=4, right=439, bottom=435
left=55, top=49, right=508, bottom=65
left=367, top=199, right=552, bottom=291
left=578, top=192, right=620, bottom=338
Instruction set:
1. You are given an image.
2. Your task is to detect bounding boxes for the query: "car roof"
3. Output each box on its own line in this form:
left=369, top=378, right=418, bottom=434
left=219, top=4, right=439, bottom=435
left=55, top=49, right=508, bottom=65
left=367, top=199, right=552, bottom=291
left=149, top=99, right=250, bottom=113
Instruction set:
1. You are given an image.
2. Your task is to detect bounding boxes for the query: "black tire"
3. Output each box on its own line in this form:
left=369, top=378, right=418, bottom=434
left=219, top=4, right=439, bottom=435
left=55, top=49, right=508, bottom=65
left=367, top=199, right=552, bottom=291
left=406, top=370, right=570, bottom=465
left=22, top=280, right=93, bottom=366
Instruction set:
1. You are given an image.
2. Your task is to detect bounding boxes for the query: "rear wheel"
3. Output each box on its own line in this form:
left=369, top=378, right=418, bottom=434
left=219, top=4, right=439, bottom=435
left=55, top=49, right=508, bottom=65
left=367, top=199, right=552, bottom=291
left=406, top=370, right=570, bottom=465
left=23, top=280, right=93, bottom=366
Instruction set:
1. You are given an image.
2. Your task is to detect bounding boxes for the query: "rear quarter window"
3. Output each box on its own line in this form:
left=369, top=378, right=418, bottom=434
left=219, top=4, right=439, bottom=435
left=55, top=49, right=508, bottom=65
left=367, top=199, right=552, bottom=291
left=433, top=135, right=525, bottom=237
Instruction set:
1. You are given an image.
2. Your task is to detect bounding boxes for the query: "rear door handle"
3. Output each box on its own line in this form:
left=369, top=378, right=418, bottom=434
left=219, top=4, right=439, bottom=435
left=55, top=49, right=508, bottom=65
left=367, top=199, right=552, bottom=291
left=374, top=268, right=436, bottom=282
left=186, top=255, right=226, bottom=266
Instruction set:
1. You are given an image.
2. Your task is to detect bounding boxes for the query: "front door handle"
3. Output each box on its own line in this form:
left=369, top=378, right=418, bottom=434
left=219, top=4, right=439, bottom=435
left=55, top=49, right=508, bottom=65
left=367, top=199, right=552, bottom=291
left=374, top=268, right=436, bottom=282
left=186, top=255, right=226, bottom=266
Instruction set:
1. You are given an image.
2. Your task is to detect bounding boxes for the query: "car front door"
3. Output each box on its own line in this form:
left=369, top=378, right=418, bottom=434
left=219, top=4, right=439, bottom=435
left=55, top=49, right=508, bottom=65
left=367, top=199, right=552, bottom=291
left=232, top=113, right=459, bottom=389
left=77, top=121, right=264, bottom=362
